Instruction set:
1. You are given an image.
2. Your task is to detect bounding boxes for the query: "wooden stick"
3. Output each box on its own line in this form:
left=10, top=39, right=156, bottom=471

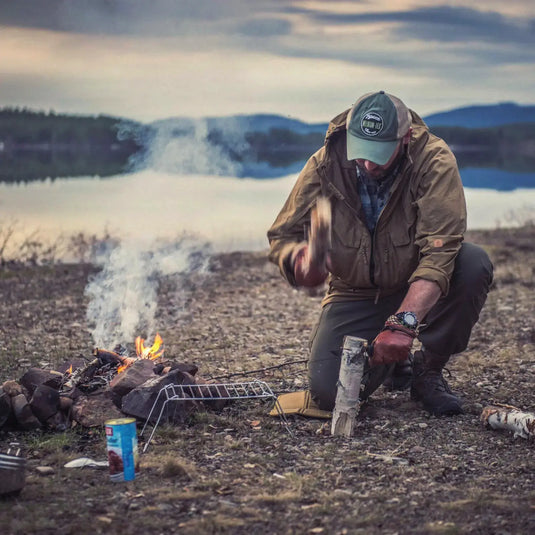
left=481, top=404, right=535, bottom=439
left=62, top=358, right=100, bottom=390
left=308, top=196, right=331, bottom=269
left=331, top=336, right=368, bottom=437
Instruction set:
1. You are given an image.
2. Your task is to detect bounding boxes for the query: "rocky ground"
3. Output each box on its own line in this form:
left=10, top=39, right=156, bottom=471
left=0, top=226, right=533, bottom=534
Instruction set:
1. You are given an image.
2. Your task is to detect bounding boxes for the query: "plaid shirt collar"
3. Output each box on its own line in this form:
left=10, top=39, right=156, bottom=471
left=356, top=161, right=402, bottom=234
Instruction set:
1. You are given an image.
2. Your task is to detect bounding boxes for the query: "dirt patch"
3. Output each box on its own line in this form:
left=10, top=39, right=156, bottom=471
left=0, top=227, right=534, bottom=534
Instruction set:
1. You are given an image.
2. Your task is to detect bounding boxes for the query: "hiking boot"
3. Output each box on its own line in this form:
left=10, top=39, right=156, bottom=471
left=382, top=354, right=413, bottom=391
left=410, top=350, right=464, bottom=416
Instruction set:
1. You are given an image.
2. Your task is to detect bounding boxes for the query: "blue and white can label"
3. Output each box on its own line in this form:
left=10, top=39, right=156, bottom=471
left=105, top=418, right=139, bottom=482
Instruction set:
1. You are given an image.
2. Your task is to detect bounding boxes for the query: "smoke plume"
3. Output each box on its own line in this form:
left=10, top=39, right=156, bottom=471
left=85, top=235, right=211, bottom=349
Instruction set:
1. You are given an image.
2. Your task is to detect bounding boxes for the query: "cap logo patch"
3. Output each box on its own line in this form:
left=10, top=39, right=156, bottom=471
left=360, top=112, right=383, bottom=137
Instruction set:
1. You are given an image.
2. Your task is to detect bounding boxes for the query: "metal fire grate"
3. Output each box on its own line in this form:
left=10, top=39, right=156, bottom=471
left=140, top=380, right=292, bottom=451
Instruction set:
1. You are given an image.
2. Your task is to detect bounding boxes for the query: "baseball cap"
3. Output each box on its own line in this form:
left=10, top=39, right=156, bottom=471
left=346, top=91, right=411, bottom=165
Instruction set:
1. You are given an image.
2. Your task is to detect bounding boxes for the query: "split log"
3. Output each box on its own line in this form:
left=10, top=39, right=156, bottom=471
left=481, top=404, right=535, bottom=439
left=331, top=336, right=368, bottom=437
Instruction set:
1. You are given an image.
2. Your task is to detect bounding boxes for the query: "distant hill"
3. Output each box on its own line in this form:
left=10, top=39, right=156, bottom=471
left=150, top=113, right=328, bottom=135
left=2, top=104, right=534, bottom=186
left=151, top=103, right=535, bottom=134
left=423, top=102, right=535, bottom=128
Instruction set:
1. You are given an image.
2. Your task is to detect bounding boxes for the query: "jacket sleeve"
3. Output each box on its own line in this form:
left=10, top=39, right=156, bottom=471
left=267, top=148, right=324, bottom=286
left=408, top=142, right=467, bottom=295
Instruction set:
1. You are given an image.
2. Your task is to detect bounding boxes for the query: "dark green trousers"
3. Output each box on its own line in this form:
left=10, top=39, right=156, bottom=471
left=308, top=243, right=494, bottom=410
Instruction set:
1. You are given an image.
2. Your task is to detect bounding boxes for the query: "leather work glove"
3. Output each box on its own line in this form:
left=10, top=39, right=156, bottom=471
left=292, top=244, right=329, bottom=287
left=370, top=324, right=417, bottom=367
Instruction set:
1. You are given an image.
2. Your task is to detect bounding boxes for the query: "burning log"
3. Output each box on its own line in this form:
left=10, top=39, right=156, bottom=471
left=63, top=358, right=101, bottom=390
left=481, top=404, right=535, bottom=439
left=93, top=348, right=133, bottom=367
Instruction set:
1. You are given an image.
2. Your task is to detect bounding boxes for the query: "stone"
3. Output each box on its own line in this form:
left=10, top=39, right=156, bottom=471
left=121, top=369, right=196, bottom=422
left=19, top=368, right=63, bottom=396
left=109, top=359, right=157, bottom=399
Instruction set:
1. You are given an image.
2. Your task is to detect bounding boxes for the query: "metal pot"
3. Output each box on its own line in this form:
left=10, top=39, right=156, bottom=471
left=0, top=454, right=26, bottom=496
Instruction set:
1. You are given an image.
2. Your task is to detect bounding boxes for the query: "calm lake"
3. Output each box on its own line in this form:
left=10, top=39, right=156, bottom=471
left=0, top=167, right=534, bottom=258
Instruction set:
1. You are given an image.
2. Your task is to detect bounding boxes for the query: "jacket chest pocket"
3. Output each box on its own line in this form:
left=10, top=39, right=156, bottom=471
left=377, top=224, right=418, bottom=288
left=330, top=225, right=371, bottom=286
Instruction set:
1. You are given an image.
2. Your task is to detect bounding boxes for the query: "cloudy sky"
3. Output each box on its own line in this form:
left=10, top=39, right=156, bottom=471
left=1, top=0, right=534, bottom=123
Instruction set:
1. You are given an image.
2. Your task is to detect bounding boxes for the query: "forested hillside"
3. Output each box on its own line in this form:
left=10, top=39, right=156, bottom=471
left=0, top=108, right=144, bottom=181
left=1, top=107, right=534, bottom=181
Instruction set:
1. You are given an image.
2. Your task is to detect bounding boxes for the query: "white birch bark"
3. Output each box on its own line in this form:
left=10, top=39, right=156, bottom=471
left=331, top=336, right=368, bottom=437
left=481, top=404, right=535, bottom=439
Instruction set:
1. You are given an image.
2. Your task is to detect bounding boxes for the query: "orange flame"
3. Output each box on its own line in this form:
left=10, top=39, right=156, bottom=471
left=115, top=334, right=164, bottom=374
left=135, top=333, right=164, bottom=360
left=67, top=364, right=73, bottom=374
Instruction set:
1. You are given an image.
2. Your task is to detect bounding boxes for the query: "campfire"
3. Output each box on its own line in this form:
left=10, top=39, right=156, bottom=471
left=116, top=333, right=165, bottom=373
left=0, top=334, right=213, bottom=432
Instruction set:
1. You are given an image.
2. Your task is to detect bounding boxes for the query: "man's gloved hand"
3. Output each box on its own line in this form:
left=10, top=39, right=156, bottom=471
left=292, top=197, right=332, bottom=288
left=370, top=324, right=417, bottom=367
left=292, top=244, right=329, bottom=287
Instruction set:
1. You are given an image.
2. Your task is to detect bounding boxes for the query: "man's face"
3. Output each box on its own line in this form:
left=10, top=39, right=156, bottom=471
left=356, top=140, right=403, bottom=180
left=355, top=129, right=411, bottom=180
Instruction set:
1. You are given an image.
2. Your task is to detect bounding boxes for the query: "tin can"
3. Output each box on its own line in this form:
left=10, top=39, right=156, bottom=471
left=105, top=418, right=139, bottom=482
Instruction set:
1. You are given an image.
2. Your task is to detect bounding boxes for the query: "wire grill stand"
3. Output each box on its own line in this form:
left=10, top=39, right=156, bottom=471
left=140, top=380, right=292, bottom=452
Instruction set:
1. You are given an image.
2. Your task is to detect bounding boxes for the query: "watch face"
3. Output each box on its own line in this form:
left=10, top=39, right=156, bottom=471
left=401, top=312, right=418, bottom=327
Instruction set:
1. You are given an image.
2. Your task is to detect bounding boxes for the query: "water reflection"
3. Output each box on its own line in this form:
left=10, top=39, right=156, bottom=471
left=0, top=171, right=533, bottom=257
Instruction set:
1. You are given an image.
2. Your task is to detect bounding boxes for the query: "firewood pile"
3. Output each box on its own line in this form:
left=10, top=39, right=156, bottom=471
left=0, top=344, right=220, bottom=432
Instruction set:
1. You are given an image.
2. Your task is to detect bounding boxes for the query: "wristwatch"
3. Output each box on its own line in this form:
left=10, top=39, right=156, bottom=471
left=387, top=311, right=419, bottom=331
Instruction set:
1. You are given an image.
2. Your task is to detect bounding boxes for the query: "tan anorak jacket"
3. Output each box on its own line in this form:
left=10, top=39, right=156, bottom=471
left=267, top=109, right=467, bottom=305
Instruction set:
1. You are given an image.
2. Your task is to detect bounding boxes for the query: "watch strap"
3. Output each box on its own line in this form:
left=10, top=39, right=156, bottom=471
left=386, top=312, right=419, bottom=333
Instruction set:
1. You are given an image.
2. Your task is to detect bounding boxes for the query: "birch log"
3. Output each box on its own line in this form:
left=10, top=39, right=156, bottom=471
left=481, top=404, right=535, bottom=439
left=331, top=336, right=368, bottom=437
